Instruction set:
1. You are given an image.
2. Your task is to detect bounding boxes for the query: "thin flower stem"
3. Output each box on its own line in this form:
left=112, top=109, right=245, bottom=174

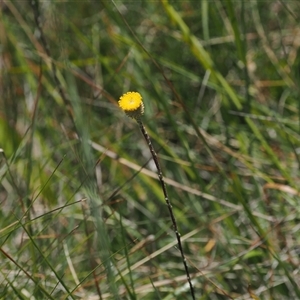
left=137, top=119, right=195, bottom=299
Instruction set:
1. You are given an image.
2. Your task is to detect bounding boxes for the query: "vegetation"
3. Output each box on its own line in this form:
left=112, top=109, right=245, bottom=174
left=1, top=1, right=300, bottom=299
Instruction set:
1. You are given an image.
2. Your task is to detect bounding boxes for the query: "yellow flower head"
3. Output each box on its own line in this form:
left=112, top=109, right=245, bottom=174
left=118, top=91, right=144, bottom=119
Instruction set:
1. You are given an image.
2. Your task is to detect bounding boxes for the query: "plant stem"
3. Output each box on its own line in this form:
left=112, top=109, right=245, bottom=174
left=136, top=119, right=195, bottom=299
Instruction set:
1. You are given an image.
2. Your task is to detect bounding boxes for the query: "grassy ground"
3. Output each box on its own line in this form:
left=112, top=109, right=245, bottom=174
left=1, top=1, right=300, bottom=299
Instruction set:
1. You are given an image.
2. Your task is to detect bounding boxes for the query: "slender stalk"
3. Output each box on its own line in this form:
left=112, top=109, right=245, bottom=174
left=136, top=119, right=195, bottom=299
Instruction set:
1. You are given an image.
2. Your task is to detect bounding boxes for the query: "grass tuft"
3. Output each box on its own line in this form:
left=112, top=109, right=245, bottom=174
left=1, top=1, right=300, bottom=299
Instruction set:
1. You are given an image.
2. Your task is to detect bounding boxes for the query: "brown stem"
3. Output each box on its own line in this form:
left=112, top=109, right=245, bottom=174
left=136, top=119, right=195, bottom=299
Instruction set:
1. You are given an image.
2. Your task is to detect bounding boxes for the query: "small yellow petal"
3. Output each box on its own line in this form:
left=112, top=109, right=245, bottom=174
left=118, top=92, right=144, bottom=119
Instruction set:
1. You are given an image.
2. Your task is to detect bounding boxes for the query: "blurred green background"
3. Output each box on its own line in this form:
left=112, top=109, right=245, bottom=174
left=1, top=0, right=300, bottom=299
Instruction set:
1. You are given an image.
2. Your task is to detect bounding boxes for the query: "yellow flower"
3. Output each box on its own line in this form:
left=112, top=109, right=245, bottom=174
left=118, top=91, right=144, bottom=119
